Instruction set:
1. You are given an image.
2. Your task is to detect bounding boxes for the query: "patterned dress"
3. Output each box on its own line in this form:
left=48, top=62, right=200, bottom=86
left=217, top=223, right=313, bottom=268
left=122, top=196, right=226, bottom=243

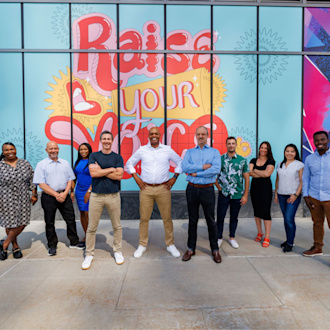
left=0, top=159, right=35, bottom=228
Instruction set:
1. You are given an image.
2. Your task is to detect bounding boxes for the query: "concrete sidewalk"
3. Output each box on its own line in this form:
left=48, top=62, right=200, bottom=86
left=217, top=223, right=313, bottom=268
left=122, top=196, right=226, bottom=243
left=0, top=218, right=329, bottom=329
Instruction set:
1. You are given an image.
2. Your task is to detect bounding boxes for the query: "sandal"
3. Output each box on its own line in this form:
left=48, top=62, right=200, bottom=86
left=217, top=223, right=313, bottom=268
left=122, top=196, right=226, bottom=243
left=13, top=248, right=23, bottom=259
left=255, top=233, right=263, bottom=242
left=262, top=238, right=270, bottom=248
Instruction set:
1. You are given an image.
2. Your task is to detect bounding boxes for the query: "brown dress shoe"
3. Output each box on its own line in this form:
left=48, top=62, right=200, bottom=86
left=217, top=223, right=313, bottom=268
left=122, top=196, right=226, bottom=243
left=303, top=246, right=323, bottom=257
left=212, top=251, right=222, bottom=263
left=182, top=250, right=195, bottom=261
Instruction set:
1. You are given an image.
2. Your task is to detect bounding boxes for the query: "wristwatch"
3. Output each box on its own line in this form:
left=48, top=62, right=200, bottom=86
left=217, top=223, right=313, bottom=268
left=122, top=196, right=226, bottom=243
left=88, top=190, right=92, bottom=193
left=174, top=174, right=179, bottom=179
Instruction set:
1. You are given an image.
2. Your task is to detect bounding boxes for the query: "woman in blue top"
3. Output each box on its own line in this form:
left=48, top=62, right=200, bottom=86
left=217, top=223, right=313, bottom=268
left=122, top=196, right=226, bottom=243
left=71, top=143, right=92, bottom=240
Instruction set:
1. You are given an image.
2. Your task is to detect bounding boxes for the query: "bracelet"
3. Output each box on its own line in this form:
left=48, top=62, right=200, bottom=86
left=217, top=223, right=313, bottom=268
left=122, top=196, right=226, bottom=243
left=294, top=193, right=298, bottom=197
left=173, top=174, right=179, bottom=179
left=32, top=194, right=38, bottom=197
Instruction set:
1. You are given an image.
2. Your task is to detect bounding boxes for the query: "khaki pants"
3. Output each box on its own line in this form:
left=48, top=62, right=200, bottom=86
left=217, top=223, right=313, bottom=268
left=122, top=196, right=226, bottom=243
left=139, top=185, right=174, bottom=247
left=309, top=196, right=330, bottom=249
left=86, top=192, right=122, bottom=256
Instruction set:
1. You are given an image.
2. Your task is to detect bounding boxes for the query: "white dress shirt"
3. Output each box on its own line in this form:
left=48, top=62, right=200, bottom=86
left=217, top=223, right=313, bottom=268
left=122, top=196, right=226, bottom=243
left=126, top=142, right=183, bottom=184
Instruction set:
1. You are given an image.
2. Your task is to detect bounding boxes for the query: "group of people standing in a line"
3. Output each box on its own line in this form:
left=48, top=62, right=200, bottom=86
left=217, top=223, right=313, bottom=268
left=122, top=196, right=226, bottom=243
left=0, top=128, right=329, bottom=270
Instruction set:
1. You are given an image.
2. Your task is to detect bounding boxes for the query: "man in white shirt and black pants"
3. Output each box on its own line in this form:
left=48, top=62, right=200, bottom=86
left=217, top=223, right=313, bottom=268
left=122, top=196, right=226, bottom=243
left=126, top=127, right=182, bottom=258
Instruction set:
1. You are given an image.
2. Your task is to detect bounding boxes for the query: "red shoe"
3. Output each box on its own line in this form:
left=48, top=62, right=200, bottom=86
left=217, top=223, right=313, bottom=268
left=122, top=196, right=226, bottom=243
left=255, top=233, right=263, bottom=242
left=262, top=238, right=270, bottom=248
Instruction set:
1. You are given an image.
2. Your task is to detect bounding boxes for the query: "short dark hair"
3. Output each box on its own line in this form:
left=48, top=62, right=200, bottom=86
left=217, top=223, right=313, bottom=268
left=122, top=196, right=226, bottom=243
left=100, top=130, right=113, bottom=140
left=313, top=131, right=329, bottom=139
left=226, top=136, right=237, bottom=143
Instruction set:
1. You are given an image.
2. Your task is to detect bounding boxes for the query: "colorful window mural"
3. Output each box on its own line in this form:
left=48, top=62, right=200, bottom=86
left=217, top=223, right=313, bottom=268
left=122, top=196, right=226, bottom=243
left=0, top=3, right=328, bottom=191
left=303, top=8, right=330, bottom=161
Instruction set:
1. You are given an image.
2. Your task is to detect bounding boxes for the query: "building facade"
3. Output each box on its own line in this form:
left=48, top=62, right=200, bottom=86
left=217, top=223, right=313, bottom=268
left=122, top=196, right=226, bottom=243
left=1, top=0, right=329, bottom=218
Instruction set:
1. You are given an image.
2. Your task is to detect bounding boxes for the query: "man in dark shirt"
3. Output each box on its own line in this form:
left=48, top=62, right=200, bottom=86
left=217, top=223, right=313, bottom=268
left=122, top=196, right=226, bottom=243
left=81, top=131, right=124, bottom=270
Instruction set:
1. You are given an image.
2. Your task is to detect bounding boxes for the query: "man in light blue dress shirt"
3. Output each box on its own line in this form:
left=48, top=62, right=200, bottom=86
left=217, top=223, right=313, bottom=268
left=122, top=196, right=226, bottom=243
left=33, top=141, right=84, bottom=256
left=182, top=126, right=222, bottom=263
left=302, top=131, right=330, bottom=257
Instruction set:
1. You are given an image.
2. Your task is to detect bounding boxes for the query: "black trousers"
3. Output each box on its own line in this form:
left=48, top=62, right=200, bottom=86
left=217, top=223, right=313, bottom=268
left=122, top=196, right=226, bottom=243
left=41, top=193, right=79, bottom=249
left=186, top=184, right=218, bottom=252
left=217, top=191, right=242, bottom=239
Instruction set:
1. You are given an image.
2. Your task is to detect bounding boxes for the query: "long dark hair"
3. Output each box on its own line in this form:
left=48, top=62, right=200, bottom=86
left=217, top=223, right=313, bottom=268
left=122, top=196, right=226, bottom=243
left=280, top=144, right=301, bottom=168
left=258, top=141, right=274, bottom=161
left=74, top=143, right=92, bottom=170
left=0, top=142, right=16, bottom=161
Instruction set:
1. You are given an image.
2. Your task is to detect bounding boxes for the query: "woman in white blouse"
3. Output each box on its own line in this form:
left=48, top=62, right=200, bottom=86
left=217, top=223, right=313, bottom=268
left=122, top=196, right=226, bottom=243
left=274, top=144, right=304, bottom=252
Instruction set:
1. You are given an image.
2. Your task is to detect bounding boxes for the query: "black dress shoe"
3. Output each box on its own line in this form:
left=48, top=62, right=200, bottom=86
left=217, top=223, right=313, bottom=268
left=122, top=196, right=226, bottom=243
left=0, top=250, right=8, bottom=261
left=182, top=250, right=195, bottom=262
left=212, top=251, right=222, bottom=263
left=280, top=241, right=287, bottom=248
left=13, top=248, right=23, bottom=259
left=283, top=243, right=293, bottom=253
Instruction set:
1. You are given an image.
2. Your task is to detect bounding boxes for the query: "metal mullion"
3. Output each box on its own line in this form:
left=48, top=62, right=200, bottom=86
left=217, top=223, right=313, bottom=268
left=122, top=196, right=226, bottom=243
left=117, top=3, right=120, bottom=156
left=210, top=4, right=213, bottom=147
left=256, top=5, right=259, bottom=156
left=301, top=6, right=305, bottom=159
left=21, top=2, right=26, bottom=159
left=164, top=4, right=167, bottom=144
left=2, top=49, right=330, bottom=56
left=2, top=1, right=330, bottom=8
left=69, top=3, right=73, bottom=167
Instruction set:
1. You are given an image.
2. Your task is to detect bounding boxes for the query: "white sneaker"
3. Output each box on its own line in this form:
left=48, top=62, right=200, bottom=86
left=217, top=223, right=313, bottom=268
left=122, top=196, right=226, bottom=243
left=217, top=239, right=223, bottom=248
left=167, top=244, right=180, bottom=257
left=229, top=239, right=239, bottom=249
left=114, top=252, right=124, bottom=265
left=82, top=256, right=94, bottom=270
left=134, top=245, right=146, bottom=258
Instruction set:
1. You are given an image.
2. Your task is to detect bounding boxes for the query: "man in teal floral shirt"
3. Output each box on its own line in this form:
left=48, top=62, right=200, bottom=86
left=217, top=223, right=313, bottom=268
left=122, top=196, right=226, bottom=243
left=215, top=136, right=250, bottom=249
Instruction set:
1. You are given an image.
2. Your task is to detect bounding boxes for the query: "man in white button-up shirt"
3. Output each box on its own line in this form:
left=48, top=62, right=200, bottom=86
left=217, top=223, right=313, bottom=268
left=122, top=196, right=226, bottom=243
left=126, top=127, right=182, bottom=258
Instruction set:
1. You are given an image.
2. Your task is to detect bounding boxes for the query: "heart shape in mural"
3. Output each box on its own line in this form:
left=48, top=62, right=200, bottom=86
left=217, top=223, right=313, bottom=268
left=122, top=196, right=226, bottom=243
left=66, top=80, right=102, bottom=116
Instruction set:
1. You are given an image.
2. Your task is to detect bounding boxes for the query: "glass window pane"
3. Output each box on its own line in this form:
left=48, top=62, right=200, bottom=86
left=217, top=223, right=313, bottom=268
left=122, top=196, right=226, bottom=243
left=258, top=55, right=302, bottom=185
left=119, top=53, right=164, bottom=191
left=25, top=53, right=72, bottom=168
left=167, top=5, right=211, bottom=51
left=213, top=6, right=257, bottom=51
left=303, top=55, right=330, bottom=161
left=0, top=53, right=24, bottom=159
left=24, top=4, right=69, bottom=49
left=215, top=55, right=257, bottom=164
left=259, top=7, right=302, bottom=52
left=71, top=51, right=116, bottom=159
left=119, top=4, right=164, bottom=50
left=166, top=53, right=213, bottom=190
left=72, top=4, right=117, bottom=50
left=0, top=4, right=21, bottom=49
left=304, top=7, right=330, bottom=52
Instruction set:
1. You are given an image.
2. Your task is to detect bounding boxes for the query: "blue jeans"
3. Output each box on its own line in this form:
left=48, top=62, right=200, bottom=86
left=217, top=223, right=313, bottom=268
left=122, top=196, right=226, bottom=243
left=278, top=194, right=301, bottom=246
left=216, top=191, right=241, bottom=239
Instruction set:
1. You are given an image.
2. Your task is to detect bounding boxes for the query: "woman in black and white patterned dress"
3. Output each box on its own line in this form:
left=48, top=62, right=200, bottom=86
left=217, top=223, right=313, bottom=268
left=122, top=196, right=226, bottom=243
left=0, top=142, right=37, bottom=260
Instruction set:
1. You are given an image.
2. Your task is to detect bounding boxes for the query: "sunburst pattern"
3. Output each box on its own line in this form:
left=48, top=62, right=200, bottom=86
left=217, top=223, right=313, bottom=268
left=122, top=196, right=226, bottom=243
left=234, top=28, right=289, bottom=85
